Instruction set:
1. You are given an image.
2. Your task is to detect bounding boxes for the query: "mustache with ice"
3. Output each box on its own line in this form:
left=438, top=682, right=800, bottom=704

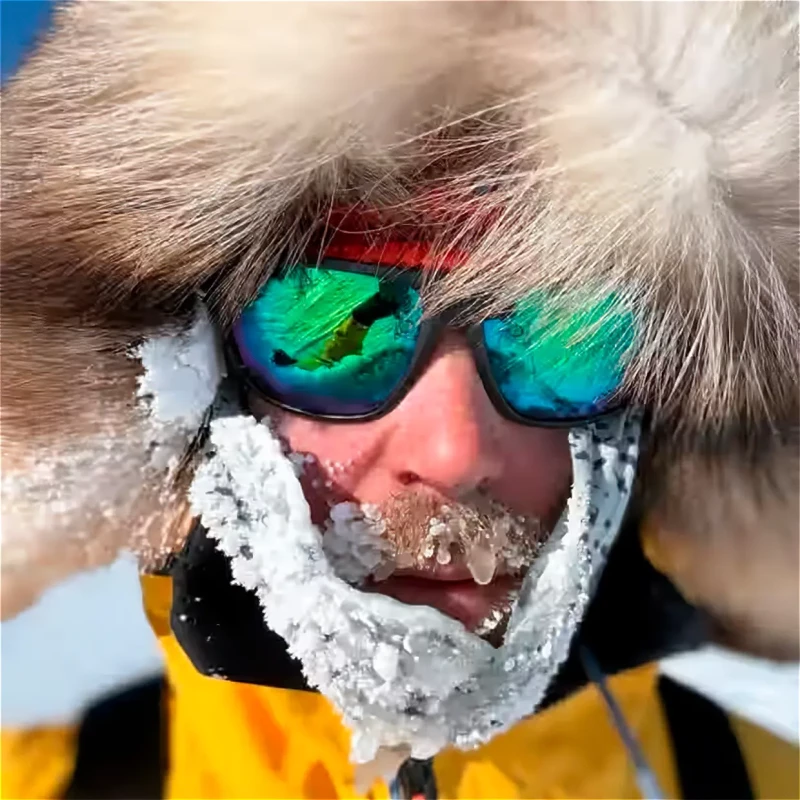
left=322, top=491, right=544, bottom=589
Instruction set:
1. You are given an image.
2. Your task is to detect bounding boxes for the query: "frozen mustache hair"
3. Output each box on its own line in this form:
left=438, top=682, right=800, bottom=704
left=322, top=499, right=542, bottom=587
left=190, top=407, right=643, bottom=766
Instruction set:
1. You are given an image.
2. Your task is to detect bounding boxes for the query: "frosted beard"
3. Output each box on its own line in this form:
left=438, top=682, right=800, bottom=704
left=128, top=308, right=642, bottom=770
left=189, top=405, right=643, bottom=766
left=322, top=491, right=546, bottom=642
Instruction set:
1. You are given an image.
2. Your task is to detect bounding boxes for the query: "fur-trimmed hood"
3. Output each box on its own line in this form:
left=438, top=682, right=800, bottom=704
left=1, top=2, right=797, bottom=656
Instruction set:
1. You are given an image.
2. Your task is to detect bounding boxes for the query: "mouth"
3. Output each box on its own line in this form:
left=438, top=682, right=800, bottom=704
left=364, top=565, right=522, bottom=639
left=320, top=495, right=546, bottom=643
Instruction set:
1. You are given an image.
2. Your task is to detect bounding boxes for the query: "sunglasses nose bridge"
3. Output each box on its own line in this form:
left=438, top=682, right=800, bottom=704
left=412, top=310, right=479, bottom=375
left=410, top=323, right=506, bottom=420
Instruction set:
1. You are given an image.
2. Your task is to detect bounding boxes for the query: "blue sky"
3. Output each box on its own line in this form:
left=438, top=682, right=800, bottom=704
left=1, top=0, right=57, bottom=83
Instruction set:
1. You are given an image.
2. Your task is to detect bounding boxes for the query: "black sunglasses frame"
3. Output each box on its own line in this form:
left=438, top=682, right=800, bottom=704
left=224, top=259, right=627, bottom=429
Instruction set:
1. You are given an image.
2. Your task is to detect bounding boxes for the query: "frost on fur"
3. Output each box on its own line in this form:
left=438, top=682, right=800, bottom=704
left=0, top=309, right=223, bottom=619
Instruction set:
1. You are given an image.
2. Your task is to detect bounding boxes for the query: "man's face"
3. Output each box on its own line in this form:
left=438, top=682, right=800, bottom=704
left=249, top=329, right=572, bottom=636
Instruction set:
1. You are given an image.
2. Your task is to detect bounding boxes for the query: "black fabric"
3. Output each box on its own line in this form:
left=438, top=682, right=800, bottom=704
left=168, top=518, right=708, bottom=704
left=658, top=675, right=755, bottom=800
left=170, top=520, right=310, bottom=690
left=63, top=677, right=166, bottom=800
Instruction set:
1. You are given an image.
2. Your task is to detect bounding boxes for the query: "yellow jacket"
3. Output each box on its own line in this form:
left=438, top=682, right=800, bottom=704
left=3, top=569, right=798, bottom=800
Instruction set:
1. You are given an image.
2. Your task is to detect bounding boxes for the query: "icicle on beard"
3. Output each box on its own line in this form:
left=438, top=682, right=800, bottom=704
left=189, top=404, right=643, bottom=768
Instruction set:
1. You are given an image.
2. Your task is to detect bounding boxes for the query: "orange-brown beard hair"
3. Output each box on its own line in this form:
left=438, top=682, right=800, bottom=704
left=371, top=490, right=550, bottom=572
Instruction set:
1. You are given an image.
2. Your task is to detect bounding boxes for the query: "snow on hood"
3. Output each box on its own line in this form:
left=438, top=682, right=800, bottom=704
left=133, top=308, right=642, bottom=767
left=134, top=306, right=225, bottom=474
left=189, top=409, right=642, bottom=764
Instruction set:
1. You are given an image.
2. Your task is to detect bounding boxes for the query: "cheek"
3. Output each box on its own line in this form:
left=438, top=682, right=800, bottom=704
left=491, top=427, right=573, bottom=523
left=266, top=404, right=382, bottom=521
left=273, top=411, right=375, bottom=469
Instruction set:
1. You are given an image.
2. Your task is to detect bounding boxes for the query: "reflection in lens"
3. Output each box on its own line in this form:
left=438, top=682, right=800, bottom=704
left=483, top=292, right=635, bottom=420
left=234, top=265, right=423, bottom=415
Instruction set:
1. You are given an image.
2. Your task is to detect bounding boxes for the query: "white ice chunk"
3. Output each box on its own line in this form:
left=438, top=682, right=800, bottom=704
left=135, top=306, right=224, bottom=430
left=373, top=643, right=400, bottom=683
left=465, top=541, right=497, bottom=585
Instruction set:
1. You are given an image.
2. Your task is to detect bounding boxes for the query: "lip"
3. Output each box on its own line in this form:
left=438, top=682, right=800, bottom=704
left=365, top=573, right=521, bottom=633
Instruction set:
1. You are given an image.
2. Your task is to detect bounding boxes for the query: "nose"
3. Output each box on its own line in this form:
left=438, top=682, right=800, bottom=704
left=384, top=333, right=505, bottom=494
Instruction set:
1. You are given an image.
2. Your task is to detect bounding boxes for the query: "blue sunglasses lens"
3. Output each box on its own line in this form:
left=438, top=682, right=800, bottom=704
left=482, top=292, right=636, bottom=420
left=234, top=263, right=635, bottom=422
left=233, top=264, right=423, bottom=416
